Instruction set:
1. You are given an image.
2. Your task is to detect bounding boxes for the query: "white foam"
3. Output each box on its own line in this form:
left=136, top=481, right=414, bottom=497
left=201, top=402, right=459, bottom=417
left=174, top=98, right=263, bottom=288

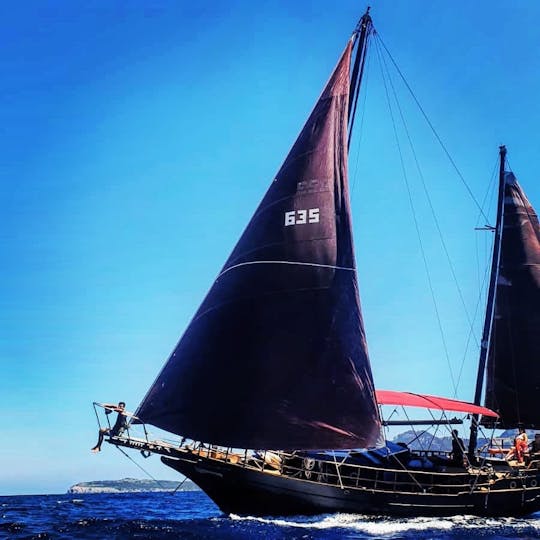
left=229, top=513, right=540, bottom=535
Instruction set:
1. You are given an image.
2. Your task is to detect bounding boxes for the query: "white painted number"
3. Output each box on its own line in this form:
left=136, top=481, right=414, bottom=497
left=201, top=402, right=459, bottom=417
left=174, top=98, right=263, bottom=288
left=284, top=208, right=320, bottom=226
left=284, top=211, right=296, bottom=226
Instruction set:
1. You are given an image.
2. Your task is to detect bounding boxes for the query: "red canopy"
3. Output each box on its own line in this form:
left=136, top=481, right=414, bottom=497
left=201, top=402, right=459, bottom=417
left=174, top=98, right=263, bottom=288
left=376, top=390, right=499, bottom=418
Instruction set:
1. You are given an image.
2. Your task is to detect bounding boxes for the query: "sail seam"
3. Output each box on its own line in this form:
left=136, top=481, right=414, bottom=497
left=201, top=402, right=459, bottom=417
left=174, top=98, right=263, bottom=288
left=218, top=260, right=356, bottom=279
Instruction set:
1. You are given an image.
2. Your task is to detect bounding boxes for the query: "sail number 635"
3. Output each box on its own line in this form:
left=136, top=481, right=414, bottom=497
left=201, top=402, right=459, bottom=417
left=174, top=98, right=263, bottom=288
left=284, top=208, right=320, bottom=226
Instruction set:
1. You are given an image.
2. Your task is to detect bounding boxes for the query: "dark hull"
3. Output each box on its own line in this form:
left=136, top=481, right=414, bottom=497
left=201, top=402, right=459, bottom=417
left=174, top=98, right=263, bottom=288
left=163, top=454, right=540, bottom=517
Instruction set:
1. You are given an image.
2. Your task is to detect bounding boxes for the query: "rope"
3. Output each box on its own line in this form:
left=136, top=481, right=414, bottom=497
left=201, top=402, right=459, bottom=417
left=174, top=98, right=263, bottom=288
left=425, top=410, right=443, bottom=451
left=374, top=37, right=457, bottom=394
left=377, top=42, right=481, bottom=364
left=172, top=476, right=189, bottom=495
left=455, top=265, right=490, bottom=390
left=115, top=445, right=167, bottom=490
left=351, top=43, right=372, bottom=195
left=392, top=407, right=427, bottom=491
left=331, top=451, right=344, bottom=489
left=92, top=403, right=102, bottom=429
left=374, top=32, right=490, bottom=225
left=348, top=24, right=372, bottom=148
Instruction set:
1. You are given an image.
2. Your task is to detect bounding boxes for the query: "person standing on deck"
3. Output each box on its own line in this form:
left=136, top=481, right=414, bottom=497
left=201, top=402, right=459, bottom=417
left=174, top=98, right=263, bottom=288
left=91, top=402, right=128, bottom=452
left=450, top=429, right=465, bottom=466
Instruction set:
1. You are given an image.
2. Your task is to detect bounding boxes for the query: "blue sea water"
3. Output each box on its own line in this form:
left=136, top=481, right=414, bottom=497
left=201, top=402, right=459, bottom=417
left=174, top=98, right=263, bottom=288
left=2, top=491, right=540, bottom=539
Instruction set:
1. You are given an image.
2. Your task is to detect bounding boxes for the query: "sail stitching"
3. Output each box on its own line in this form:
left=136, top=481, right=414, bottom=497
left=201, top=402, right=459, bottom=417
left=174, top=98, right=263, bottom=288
left=218, top=260, right=356, bottom=279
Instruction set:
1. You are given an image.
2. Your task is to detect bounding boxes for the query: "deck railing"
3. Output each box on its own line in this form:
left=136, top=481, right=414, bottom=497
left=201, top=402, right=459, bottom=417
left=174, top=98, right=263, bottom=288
left=93, top=404, right=535, bottom=495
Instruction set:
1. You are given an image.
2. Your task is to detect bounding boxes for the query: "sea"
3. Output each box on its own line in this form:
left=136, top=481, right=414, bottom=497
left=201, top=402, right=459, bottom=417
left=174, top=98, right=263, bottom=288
left=2, top=491, right=540, bottom=539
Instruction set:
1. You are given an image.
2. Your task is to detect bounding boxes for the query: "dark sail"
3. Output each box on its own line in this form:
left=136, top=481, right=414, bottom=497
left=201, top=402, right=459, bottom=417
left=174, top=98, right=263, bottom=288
left=484, top=172, right=540, bottom=428
left=134, top=40, right=382, bottom=450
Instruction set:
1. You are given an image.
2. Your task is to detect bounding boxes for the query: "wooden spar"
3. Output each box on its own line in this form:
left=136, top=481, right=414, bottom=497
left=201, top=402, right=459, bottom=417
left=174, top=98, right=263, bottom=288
left=468, top=145, right=507, bottom=458
left=348, top=7, right=372, bottom=148
left=383, top=419, right=463, bottom=426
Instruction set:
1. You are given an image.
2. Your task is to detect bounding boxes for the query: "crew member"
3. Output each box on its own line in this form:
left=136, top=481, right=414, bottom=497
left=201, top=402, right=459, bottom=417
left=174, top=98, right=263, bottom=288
left=450, top=429, right=465, bottom=466
left=91, top=402, right=128, bottom=452
left=515, top=428, right=529, bottom=464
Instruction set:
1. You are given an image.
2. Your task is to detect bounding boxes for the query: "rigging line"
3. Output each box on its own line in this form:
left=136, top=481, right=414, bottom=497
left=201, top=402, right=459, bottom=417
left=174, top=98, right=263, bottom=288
left=374, top=32, right=490, bottom=225
left=474, top=424, right=496, bottom=471
left=217, top=260, right=356, bottom=279
left=505, top=158, right=514, bottom=173
left=462, top=160, right=498, bottom=389
left=381, top=414, right=424, bottom=491
left=351, top=44, right=372, bottom=195
left=455, top=262, right=490, bottom=391
left=425, top=408, right=441, bottom=451
left=172, top=476, right=189, bottom=495
left=374, top=38, right=457, bottom=394
left=399, top=407, right=427, bottom=465
left=476, top=156, right=500, bottom=227
left=331, top=452, right=344, bottom=489
left=378, top=40, right=480, bottom=361
left=115, top=445, right=167, bottom=489
left=475, top=158, right=499, bottom=293
left=92, top=402, right=101, bottom=428
left=348, top=22, right=372, bottom=148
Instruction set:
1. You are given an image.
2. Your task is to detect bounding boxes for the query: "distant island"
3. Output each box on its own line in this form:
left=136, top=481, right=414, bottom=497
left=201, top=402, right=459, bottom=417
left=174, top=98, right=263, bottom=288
left=67, top=477, right=200, bottom=494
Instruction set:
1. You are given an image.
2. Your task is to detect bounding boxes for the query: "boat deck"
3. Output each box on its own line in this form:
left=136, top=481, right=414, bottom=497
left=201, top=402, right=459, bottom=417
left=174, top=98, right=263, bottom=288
left=107, top=433, right=540, bottom=493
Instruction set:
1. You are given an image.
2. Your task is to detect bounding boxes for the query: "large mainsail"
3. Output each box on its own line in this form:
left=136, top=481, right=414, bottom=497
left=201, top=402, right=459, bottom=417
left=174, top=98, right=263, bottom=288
left=134, top=39, right=382, bottom=450
left=484, top=172, right=540, bottom=427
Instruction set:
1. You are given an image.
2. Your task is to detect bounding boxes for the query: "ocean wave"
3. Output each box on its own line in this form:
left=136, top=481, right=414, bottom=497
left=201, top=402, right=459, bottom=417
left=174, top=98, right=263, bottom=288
left=3, top=492, right=540, bottom=540
left=55, top=498, right=84, bottom=505
left=229, top=512, right=540, bottom=535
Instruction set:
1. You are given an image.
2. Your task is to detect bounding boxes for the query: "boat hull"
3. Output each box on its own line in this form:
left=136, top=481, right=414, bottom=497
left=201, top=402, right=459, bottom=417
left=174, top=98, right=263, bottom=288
left=162, top=454, right=540, bottom=517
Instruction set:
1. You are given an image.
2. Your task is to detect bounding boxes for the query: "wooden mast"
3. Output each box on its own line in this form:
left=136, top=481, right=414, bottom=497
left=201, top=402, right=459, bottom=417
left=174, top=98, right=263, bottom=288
left=468, top=145, right=507, bottom=459
left=348, top=7, right=372, bottom=147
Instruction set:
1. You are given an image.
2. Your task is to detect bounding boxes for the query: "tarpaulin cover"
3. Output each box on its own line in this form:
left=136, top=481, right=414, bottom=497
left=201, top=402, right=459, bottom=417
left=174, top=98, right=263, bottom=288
left=376, top=390, right=499, bottom=418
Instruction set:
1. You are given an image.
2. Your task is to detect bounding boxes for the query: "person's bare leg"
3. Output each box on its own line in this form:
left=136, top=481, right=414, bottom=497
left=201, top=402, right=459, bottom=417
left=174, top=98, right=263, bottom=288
left=91, top=428, right=107, bottom=452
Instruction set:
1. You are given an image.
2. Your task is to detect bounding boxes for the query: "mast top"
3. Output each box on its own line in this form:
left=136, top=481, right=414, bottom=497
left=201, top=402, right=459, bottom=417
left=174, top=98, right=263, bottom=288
left=499, top=145, right=507, bottom=182
left=354, top=6, right=372, bottom=35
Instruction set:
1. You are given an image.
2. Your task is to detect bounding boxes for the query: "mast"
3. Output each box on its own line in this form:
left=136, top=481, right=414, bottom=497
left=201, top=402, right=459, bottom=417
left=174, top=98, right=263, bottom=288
left=348, top=7, right=372, bottom=147
left=468, top=145, right=507, bottom=458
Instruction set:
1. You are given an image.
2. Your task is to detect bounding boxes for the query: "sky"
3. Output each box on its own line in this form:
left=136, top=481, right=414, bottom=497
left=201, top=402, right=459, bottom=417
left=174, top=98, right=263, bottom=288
left=1, top=0, right=540, bottom=495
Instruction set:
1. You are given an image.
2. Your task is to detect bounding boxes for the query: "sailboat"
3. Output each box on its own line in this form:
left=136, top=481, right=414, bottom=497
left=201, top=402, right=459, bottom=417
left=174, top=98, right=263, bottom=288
left=96, top=8, right=540, bottom=516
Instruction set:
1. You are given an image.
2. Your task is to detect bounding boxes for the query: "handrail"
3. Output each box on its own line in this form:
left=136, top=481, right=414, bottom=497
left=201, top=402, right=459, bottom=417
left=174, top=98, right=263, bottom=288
left=107, top=431, right=529, bottom=496
left=99, top=416, right=535, bottom=498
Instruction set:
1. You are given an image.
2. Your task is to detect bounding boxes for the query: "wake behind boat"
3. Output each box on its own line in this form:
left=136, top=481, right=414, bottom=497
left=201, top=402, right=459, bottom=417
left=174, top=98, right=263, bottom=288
left=93, top=8, right=540, bottom=517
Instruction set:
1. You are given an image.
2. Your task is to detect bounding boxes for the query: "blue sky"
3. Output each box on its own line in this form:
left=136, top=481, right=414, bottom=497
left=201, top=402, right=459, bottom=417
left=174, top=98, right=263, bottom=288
left=1, top=0, right=540, bottom=495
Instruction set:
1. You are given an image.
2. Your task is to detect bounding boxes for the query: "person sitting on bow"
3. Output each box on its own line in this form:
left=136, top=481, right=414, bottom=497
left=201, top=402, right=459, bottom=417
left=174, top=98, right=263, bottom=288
left=91, top=402, right=128, bottom=453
